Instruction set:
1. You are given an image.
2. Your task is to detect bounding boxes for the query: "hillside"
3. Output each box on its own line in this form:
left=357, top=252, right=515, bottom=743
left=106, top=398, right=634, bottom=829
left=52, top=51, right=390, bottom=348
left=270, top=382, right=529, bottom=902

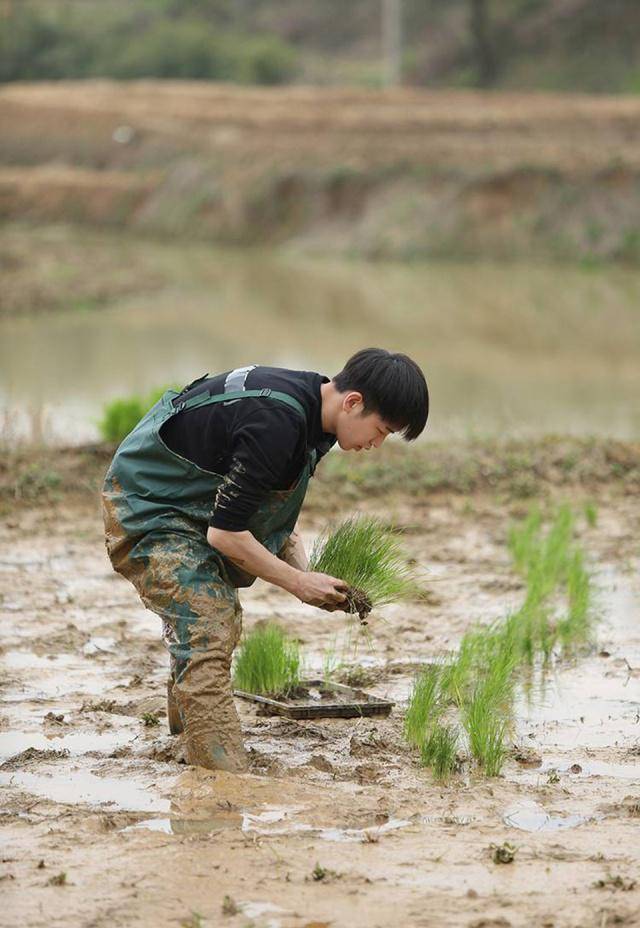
left=1, top=81, right=640, bottom=262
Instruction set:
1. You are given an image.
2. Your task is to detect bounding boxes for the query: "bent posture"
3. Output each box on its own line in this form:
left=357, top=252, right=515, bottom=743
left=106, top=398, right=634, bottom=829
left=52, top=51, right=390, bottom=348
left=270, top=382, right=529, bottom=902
left=102, top=349, right=429, bottom=772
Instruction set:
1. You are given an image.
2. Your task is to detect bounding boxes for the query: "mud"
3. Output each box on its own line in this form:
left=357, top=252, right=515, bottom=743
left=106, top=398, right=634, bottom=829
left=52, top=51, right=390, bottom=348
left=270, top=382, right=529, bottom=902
left=1, top=489, right=640, bottom=927
left=344, top=586, right=372, bottom=624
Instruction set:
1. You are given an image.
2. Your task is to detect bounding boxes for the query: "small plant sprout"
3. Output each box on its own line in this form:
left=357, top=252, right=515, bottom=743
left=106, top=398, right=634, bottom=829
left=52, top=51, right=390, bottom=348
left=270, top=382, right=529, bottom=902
left=309, top=515, right=416, bottom=623
left=233, top=623, right=301, bottom=696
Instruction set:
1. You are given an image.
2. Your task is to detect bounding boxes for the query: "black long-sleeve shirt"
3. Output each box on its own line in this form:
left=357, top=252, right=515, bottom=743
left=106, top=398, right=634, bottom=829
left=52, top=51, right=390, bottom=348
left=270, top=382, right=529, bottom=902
left=160, top=366, right=336, bottom=531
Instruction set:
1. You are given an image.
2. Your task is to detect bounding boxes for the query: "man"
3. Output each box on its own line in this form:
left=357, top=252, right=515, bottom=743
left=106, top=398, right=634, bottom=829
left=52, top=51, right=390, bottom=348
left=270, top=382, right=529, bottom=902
left=102, top=348, right=429, bottom=773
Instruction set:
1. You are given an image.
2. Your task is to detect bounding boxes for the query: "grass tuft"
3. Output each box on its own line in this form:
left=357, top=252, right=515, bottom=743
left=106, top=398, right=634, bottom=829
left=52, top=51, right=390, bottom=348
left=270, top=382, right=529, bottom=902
left=232, top=623, right=301, bottom=697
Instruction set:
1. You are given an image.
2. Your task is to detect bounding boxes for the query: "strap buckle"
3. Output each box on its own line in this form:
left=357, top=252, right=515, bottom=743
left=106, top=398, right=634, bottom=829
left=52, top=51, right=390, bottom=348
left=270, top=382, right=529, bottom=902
left=259, top=388, right=272, bottom=397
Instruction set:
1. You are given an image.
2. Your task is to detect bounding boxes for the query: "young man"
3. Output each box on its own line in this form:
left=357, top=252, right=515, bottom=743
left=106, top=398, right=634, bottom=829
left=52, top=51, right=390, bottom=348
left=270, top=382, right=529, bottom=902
left=102, top=348, right=429, bottom=773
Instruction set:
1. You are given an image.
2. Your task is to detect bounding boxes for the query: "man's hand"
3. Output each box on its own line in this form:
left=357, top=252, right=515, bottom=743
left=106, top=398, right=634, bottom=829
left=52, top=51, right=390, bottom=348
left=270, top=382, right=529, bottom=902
left=292, top=571, right=349, bottom=611
left=208, top=526, right=347, bottom=610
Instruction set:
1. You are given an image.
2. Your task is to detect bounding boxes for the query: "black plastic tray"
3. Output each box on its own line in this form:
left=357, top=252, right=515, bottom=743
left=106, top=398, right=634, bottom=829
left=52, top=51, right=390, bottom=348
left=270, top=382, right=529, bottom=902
left=233, top=679, right=394, bottom=720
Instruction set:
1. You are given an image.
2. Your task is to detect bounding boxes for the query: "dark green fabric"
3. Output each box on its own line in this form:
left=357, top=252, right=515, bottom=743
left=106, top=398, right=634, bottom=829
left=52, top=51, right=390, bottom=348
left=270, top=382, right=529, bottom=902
left=103, top=387, right=315, bottom=586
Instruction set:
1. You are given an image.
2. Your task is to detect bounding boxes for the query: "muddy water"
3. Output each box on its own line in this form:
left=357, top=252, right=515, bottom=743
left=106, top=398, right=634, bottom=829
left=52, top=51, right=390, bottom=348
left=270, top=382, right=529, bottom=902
left=2, top=246, right=640, bottom=443
left=2, top=496, right=640, bottom=927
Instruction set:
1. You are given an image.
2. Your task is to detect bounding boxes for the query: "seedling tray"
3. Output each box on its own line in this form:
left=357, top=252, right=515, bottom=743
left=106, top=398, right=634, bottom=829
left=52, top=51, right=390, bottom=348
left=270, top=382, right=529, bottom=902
left=233, top=679, right=394, bottom=720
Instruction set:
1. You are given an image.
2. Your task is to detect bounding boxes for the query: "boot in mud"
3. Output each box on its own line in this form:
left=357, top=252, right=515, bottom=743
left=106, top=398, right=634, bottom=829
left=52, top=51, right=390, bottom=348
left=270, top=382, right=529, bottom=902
left=173, top=651, right=249, bottom=774
left=167, top=676, right=183, bottom=735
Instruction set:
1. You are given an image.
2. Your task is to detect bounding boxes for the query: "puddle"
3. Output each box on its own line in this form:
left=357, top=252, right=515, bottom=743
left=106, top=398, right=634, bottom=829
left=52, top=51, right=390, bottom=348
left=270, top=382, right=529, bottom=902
left=419, top=814, right=474, bottom=826
left=125, top=813, right=242, bottom=835
left=241, top=810, right=411, bottom=842
left=0, top=729, right=137, bottom=764
left=540, top=759, right=640, bottom=781
left=127, top=808, right=411, bottom=843
left=0, top=769, right=172, bottom=812
left=83, top=636, right=117, bottom=656
left=515, top=567, right=640, bottom=750
left=2, top=650, right=127, bottom=699
left=503, top=801, right=595, bottom=832
left=240, top=900, right=285, bottom=928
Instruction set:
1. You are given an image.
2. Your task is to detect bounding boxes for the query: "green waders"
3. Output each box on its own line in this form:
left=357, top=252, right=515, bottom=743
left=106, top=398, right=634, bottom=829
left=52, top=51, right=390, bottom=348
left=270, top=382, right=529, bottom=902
left=101, top=376, right=314, bottom=773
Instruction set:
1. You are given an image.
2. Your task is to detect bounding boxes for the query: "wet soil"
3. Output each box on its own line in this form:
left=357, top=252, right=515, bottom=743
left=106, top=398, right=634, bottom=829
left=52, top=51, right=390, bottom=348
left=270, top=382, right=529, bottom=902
left=1, top=485, right=639, bottom=927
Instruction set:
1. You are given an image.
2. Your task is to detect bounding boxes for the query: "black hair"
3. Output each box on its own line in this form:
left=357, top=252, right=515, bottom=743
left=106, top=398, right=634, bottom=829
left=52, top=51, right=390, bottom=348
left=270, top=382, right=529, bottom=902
left=332, top=348, right=429, bottom=441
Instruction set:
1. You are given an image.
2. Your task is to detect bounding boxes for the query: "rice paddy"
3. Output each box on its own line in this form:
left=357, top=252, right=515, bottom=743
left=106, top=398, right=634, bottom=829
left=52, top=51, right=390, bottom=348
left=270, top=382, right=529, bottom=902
left=405, top=505, right=596, bottom=780
left=308, top=515, right=416, bottom=622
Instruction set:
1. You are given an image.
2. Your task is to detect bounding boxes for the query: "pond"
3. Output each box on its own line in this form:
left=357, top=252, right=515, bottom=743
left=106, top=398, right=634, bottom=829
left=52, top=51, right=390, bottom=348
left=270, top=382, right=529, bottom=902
left=2, top=244, right=639, bottom=444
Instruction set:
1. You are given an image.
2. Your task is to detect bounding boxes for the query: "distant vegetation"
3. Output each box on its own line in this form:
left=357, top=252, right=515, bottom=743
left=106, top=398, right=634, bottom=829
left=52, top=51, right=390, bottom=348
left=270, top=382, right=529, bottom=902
left=0, top=4, right=298, bottom=85
left=98, top=386, right=174, bottom=443
left=1, top=0, right=639, bottom=92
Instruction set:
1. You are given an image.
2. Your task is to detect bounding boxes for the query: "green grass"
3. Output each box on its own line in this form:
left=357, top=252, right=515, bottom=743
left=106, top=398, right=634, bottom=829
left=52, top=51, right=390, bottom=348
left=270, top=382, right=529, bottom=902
left=232, top=624, right=301, bottom=697
left=98, top=385, right=172, bottom=443
left=309, top=515, right=416, bottom=616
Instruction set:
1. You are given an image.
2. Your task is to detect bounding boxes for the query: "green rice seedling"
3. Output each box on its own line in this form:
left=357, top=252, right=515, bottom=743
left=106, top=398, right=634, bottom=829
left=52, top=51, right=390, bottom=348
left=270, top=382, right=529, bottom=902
left=420, top=723, right=459, bottom=781
left=309, top=515, right=416, bottom=622
left=584, top=501, right=598, bottom=528
left=233, top=624, right=301, bottom=696
left=463, top=688, right=508, bottom=777
left=557, top=549, right=593, bottom=650
left=479, top=631, right=518, bottom=709
left=404, top=665, right=444, bottom=747
left=461, top=633, right=515, bottom=776
left=439, top=626, right=489, bottom=705
left=507, top=507, right=542, bottom=574
left=538, top=505, right=574, bottom=590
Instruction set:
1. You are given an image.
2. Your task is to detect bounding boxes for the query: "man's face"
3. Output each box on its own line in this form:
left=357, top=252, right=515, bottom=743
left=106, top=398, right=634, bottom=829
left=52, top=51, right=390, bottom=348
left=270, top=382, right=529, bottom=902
left=335, top=392, right=396, bottom=452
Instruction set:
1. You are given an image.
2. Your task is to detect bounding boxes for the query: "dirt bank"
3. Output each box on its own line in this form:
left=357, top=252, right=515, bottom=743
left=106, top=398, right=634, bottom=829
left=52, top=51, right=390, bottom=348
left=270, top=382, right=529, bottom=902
left=2, top=82, right=640, bottom=262
left=2, top=437, right=640, bottom=516
left=1, top=442, right=639, bottom=927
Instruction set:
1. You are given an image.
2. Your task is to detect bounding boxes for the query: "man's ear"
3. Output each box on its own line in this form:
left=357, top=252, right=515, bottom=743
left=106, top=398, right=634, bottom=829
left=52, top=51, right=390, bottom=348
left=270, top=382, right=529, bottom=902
left=343, top=391, right=364, bottom=412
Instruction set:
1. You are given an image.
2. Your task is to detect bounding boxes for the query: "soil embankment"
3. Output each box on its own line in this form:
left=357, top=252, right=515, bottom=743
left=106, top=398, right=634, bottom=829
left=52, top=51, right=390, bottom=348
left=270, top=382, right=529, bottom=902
left=1, top=439, right=639, bottom=927
left=2, top=82, right=640, bottom=261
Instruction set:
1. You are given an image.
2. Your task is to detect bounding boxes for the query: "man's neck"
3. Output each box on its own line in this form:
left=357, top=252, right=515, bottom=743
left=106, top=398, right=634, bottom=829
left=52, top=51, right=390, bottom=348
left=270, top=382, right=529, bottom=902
left=320, top=381, right=339, bottom=435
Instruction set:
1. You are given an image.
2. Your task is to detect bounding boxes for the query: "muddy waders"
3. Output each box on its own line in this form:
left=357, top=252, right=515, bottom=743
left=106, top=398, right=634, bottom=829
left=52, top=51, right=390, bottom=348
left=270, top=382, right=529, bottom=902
left=102, top=373, right=315, bottom=773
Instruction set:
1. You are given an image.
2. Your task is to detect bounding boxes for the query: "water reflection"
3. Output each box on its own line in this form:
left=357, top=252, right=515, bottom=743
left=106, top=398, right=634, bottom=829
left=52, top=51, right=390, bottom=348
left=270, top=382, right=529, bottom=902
left=2, top=248, right=639, bottom=443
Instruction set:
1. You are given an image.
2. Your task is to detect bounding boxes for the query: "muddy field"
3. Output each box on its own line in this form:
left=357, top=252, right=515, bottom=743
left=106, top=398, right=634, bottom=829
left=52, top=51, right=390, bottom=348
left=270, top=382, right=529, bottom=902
left=1, top=468, right=639, bottom=928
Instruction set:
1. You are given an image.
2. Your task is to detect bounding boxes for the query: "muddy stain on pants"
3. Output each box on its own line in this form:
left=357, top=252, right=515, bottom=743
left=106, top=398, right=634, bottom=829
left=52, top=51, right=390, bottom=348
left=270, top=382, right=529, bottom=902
left=104, top=503, right=247, bottom=773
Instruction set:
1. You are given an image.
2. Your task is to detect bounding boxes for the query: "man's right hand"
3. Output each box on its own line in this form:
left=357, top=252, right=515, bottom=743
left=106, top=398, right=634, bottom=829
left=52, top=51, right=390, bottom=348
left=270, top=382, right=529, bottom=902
left=293, top=571, right=349, bottom=611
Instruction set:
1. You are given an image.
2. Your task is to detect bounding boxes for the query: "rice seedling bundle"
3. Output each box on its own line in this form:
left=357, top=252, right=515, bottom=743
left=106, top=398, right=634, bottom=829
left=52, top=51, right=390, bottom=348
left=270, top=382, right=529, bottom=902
left=309, top=515, right=416, bottom=622
left=233, top=623, right=301, bottom=697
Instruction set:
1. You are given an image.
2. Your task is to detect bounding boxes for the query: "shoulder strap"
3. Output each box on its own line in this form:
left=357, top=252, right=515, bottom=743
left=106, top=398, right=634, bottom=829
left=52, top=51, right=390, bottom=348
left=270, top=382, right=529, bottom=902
left=173, top=387, right=306, bottom=420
